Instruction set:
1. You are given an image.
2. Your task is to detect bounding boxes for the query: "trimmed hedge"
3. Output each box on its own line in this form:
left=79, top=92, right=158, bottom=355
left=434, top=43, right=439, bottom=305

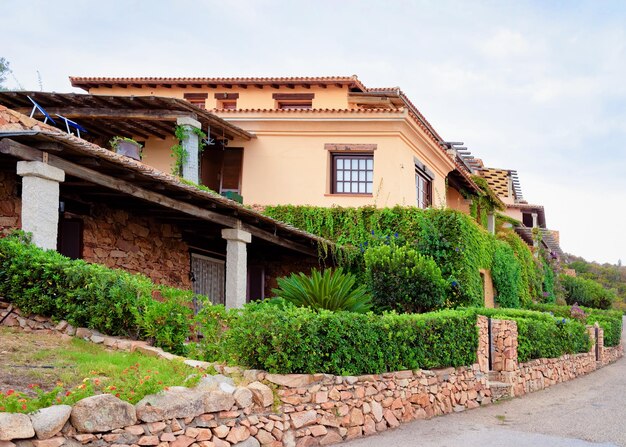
left=203, top=301, right=479, bottom=375
left=470, top=308, right=591, bottom=362
left=527, top=303, right=623, bottom=347
left=0, top=232, right=196, bottom=354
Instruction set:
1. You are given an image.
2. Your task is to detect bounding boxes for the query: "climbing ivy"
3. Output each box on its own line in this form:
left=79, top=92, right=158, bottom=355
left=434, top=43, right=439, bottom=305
left=264, top=206, right=541, bottom=309
left=170, top=125, right=208, bottom=176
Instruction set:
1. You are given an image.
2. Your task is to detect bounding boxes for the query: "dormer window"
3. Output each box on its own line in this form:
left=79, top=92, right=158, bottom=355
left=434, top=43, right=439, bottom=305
left=273, top=93, right=314, bottom=110
left=215, top=93, right=239, bottom=110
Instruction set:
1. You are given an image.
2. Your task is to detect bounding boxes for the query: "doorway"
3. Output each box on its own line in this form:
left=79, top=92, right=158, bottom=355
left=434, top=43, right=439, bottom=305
left=191, top=253, right=225, bottom=306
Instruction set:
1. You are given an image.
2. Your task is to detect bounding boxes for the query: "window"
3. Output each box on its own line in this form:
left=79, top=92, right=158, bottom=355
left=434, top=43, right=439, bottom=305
left=214, top=93, right=239, bottom=110
left=332, top=154, right=373, bottom=194
left=273, top=93, right=314, bottom=110
left=415, top=167, right=432, bottom=208
left=218, top=100, right=237, bottom=110
left=277, top=101, right=312, bottom=110
left=183, top=93, right=208, bottom=109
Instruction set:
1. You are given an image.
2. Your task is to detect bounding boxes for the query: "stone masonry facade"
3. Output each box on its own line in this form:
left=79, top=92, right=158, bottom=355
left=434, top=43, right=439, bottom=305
left=79, top=204, right=191, bottom=289
left=0, top=305, right=622, bottom=447
left=0, top=170, right=21, bottom=235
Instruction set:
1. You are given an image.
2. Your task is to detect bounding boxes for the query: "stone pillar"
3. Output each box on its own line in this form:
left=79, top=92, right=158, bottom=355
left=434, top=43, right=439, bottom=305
left=487, top=213, right=496, bottom=235
left=531, top=212, right=538, bottom=228
left=221, top=228, right=252, bottom=309
left=16, top=160, right=65, bottom=250
left=176, top=117, right=201, bottom=184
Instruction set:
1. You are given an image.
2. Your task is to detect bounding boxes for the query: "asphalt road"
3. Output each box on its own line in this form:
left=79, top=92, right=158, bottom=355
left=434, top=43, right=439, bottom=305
left=343, top=318, right=626, bottom=447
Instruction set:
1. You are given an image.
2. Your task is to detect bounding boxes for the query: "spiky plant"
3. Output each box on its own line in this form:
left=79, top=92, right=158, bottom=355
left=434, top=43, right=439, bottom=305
left=271, top=268, right=372, bottom=313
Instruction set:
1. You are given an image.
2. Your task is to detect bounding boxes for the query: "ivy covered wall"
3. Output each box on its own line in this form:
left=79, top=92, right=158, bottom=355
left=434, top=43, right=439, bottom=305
left=264, top=205, right=552, bottom=308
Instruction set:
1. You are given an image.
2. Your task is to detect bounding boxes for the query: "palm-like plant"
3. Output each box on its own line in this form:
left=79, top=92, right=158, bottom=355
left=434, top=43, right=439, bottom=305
left=271, top=268, right=372, bottom=313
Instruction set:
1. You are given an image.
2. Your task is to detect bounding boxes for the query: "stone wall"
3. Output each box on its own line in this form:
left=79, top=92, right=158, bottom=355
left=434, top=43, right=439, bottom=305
left=0, top=169, right=21, bottom=235
left=1, top=304, right=623, bottom=447
left=79, top=205, right=191, bottom=289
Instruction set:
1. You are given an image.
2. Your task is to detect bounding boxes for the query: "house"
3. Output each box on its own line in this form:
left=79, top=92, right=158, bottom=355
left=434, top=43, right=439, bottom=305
left=69, top=76, right=483, bottom=213
left=477, top=164, right=564, bottom=258
left=0, top=96, right=330, bottom=309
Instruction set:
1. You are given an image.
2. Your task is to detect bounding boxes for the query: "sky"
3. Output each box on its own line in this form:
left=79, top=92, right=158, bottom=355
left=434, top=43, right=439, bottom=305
left=3, top=0, right=625, bottom=264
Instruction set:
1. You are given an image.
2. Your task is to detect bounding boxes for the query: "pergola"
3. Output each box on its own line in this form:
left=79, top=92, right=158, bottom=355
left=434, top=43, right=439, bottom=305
left=0, top=91, right=253, bottom=143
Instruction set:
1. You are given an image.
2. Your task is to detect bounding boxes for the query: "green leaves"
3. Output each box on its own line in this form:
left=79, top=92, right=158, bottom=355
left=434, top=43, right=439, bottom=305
left=214, top=301, right=478, bottom=375
left=364, top=244, right=448, bottom=313
left=560, top=274, right=616, bottom=310
left=272, top=268, right=372, bottom=313
left=0, top=231, right=196, bottom=354
left=491, top=241, right=521, bottom=308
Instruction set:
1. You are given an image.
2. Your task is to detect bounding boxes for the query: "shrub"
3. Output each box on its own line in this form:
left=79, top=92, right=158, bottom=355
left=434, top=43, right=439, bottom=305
left=491, top=240, right=521, bottom=308
left=210, top=301, right=478, bottom=375
left=527, top=303, right=623, bottom=347
left=0, top=231, right=197, bottom=354
left=364, top=244, right=447, bottom=313
left=560, top=274, right=615, bottom=309
left=271, top=268, right=372, bottom=313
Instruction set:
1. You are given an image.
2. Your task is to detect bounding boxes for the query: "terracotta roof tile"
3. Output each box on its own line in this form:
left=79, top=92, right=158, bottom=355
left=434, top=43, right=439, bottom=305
left=214, top=107, right=404, bottom=114
left=70, top=76, right=368, bottom=91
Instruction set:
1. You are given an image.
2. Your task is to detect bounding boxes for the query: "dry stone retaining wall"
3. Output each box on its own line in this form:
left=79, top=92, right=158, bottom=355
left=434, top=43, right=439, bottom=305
left=0, top=306, right=622, bottom=447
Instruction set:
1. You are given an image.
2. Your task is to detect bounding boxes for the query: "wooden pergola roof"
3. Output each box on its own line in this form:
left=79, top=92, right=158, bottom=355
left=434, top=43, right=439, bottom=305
left=0, top=91, right=253, bottom=142
left=0, top=106, right=326, bottom=258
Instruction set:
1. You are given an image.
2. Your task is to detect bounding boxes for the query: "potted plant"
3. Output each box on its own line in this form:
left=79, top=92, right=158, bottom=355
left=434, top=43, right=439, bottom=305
left=110, top=137, right=143, bottom=161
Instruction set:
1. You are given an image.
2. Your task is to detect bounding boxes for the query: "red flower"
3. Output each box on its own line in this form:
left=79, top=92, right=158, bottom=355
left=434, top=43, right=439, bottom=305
left=21, top=404, right=27, bottom=410
left=7, top=389, right=14, bottom=396
left=115, top=393, right=120, bottom=398
left=65, top=391, right=71, bottom=396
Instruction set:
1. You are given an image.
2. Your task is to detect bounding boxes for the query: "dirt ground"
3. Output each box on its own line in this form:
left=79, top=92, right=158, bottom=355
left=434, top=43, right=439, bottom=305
left=0, top=327, right=79, bottom=396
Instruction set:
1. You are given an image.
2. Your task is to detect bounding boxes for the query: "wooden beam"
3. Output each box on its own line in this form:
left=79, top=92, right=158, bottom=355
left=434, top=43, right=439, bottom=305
left=0, top=139, right=238, bottom=227
left=0, top=139, right=318, bottom=256
left=13, top=107, right=196, bottom=121
left=241, top=223, right=317, bottom=256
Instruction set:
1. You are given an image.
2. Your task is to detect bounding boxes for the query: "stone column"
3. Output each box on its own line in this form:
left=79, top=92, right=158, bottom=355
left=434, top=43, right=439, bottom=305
left=176, top=117, right=201, bottom=184
left=221, top=228, right=252, bottom=309
left=531, top=212, right=538, bottom=228
left=487, top=213, right=496, bottom=235
left=16, top=160, right=65, bottom=250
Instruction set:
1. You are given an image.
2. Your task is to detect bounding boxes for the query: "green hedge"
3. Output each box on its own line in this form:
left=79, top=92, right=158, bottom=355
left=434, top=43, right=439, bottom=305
left=560, top=274, right=616, bottom=310
left=0, top=232, right=196, bottom=354
left=527, top=303, right=623, bottom=347
left=469, top=308, right=591, bottom=362
left=199, top=301, right=479, bottom=375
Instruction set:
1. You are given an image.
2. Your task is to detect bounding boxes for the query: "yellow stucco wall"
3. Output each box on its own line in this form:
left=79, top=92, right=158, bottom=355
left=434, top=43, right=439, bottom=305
left=446, top=185, right=471, bottom=214
left=87, top=85, right=350, bottom=110
left=87, top=84, right=457, bottom=209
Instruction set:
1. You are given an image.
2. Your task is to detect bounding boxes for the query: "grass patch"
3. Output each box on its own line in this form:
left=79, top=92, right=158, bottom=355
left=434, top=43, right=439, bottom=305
left=0, top=328, right=206, bottom=413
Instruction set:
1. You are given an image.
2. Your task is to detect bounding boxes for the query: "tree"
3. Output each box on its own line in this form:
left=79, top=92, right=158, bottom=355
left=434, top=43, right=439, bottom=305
left=0, top=57, right=10, bottom=90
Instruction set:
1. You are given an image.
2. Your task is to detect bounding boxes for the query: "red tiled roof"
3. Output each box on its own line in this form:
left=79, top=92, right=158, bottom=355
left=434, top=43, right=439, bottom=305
left=70, top=76, right=368, bottom=91
left=213, top=107, right=404, bottom=114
